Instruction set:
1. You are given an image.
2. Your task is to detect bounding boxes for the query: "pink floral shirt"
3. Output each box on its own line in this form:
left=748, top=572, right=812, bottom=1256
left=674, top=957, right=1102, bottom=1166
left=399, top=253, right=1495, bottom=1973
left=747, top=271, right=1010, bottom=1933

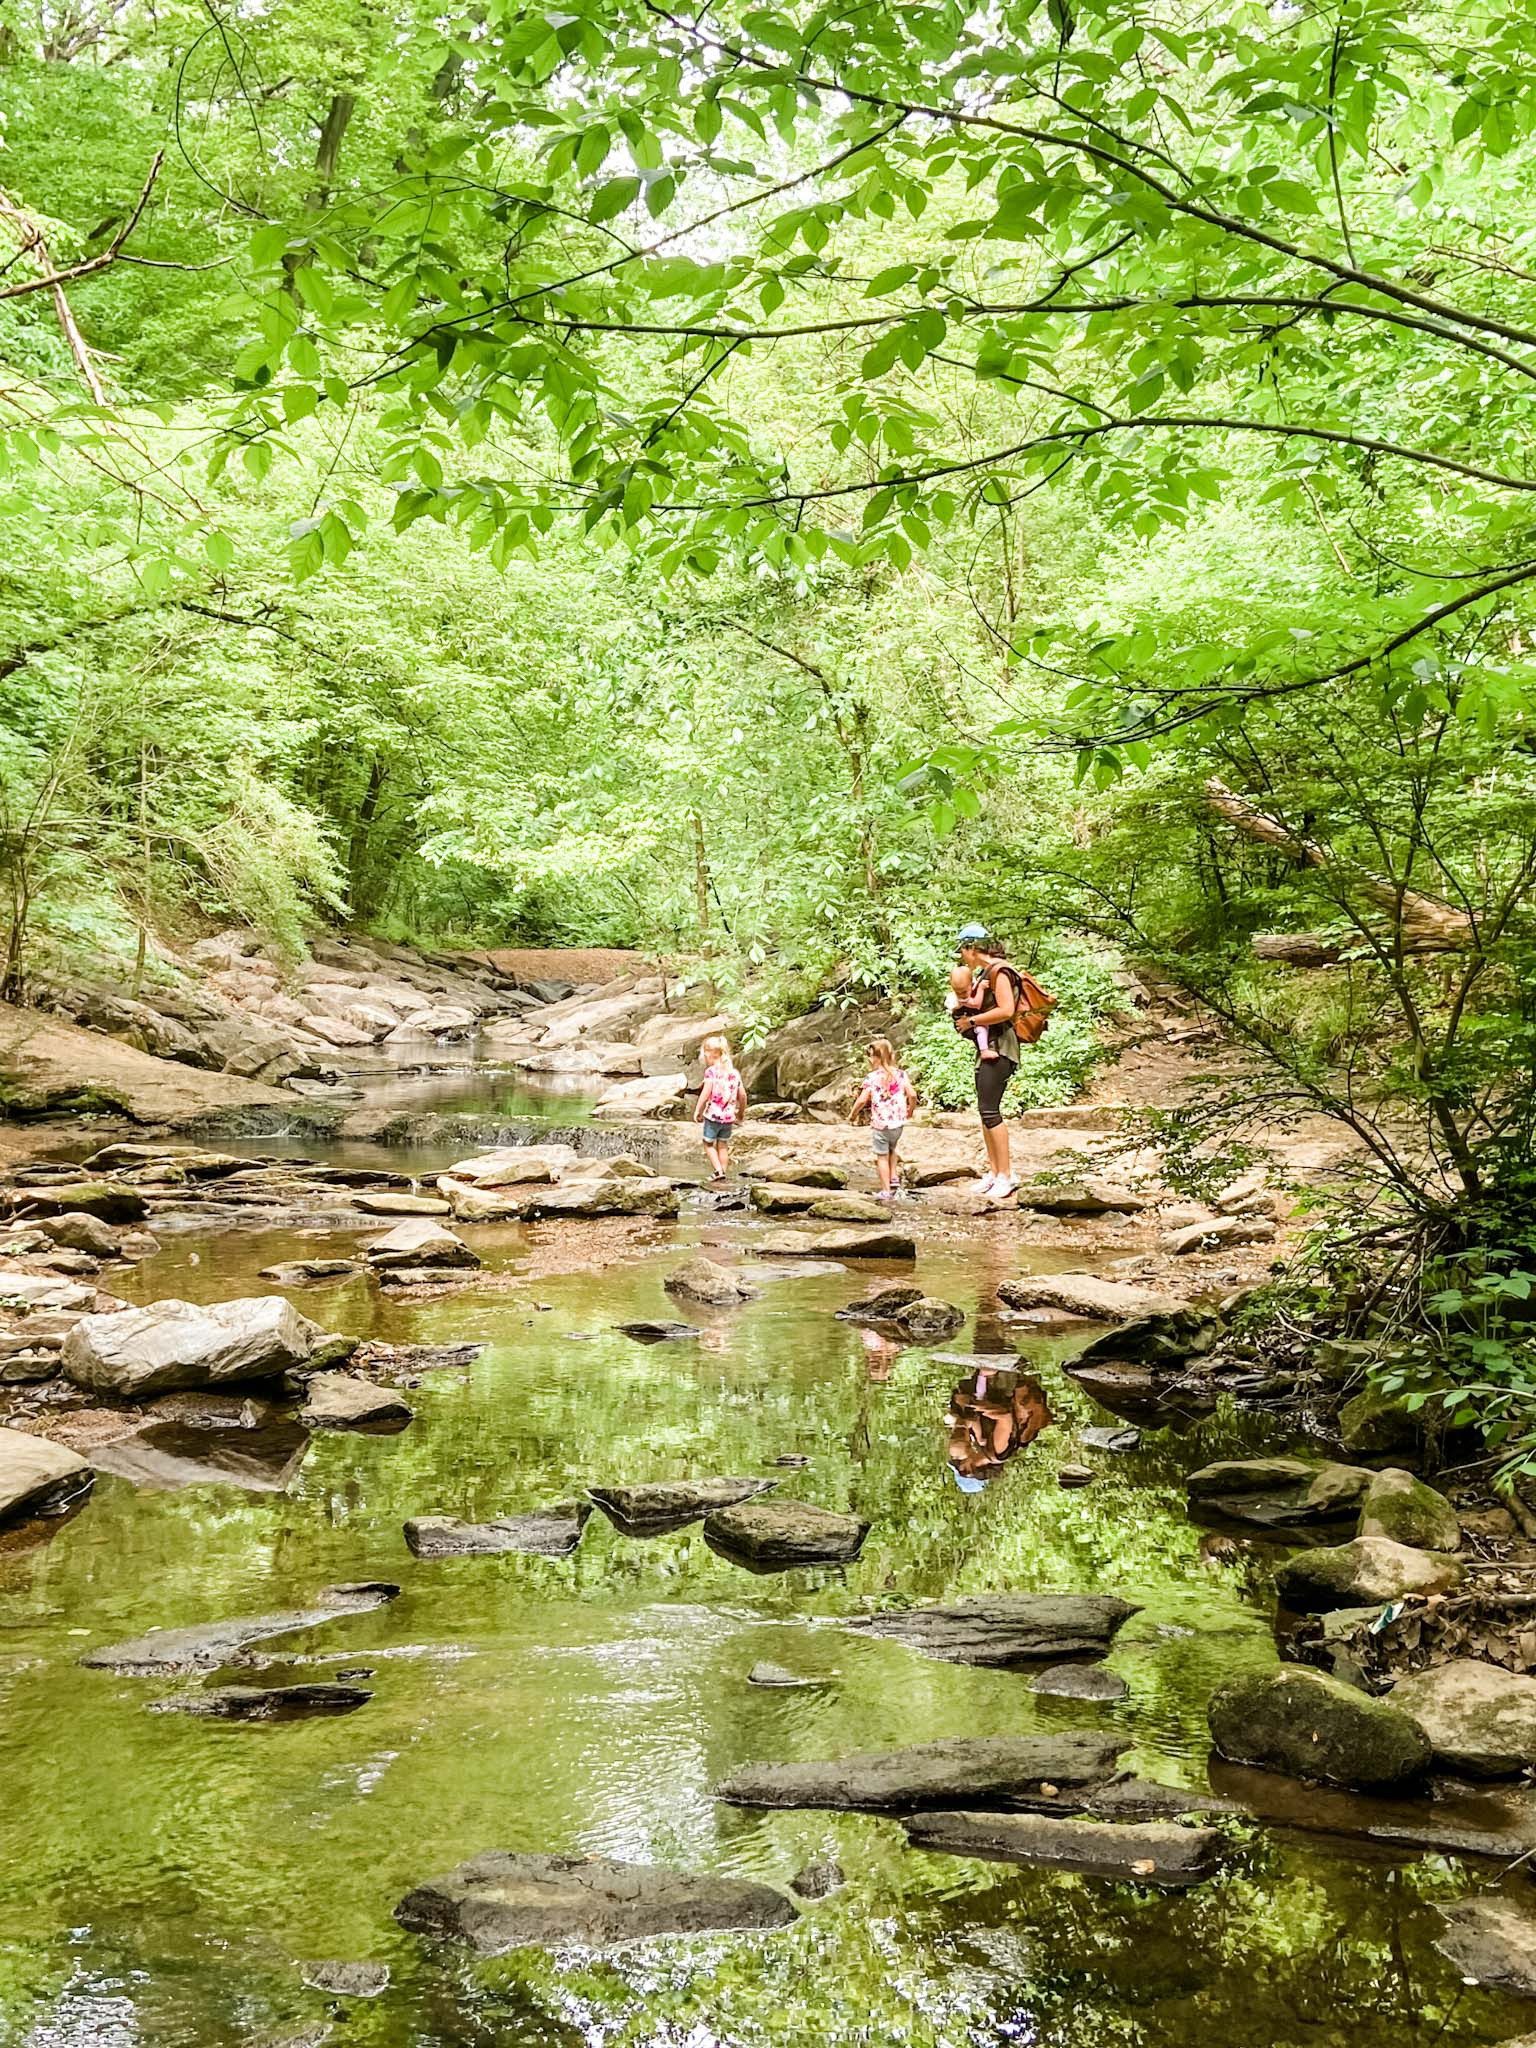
left=867, top=1066, right=910, bottom=1131
left=701, top=1061, right=741, bottom=1125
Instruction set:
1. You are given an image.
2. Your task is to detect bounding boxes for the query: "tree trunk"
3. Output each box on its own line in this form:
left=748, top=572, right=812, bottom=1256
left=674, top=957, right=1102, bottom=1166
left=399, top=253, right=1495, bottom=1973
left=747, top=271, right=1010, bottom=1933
left=313, top=92, right=356, bottom=200
left=1251, top=934, right=1344, bottom=966
left=1206, top=779, right=1475, bottom=952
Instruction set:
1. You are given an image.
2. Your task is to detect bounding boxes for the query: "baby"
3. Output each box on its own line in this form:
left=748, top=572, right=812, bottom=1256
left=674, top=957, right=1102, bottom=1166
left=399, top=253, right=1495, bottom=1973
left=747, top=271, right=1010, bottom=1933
left=946, top=964, right=996, bottom=1060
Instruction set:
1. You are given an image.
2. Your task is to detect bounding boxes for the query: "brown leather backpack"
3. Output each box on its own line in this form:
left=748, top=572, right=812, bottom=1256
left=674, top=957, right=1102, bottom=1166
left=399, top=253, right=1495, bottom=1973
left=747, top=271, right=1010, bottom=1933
left=987, top=962, right=1057, bottom=1045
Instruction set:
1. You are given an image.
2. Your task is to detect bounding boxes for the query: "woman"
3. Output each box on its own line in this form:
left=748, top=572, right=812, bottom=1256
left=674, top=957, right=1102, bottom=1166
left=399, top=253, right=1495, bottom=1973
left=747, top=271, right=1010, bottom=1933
left=953, top=923, right=1021, bottom=1201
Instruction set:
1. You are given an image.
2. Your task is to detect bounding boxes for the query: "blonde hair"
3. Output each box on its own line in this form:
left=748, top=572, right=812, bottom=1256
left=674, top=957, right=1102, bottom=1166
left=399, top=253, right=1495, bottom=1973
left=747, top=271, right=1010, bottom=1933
left=701, top=1033, right=733, bottom=1065
left=868, top=1036, right=899, bottom=1070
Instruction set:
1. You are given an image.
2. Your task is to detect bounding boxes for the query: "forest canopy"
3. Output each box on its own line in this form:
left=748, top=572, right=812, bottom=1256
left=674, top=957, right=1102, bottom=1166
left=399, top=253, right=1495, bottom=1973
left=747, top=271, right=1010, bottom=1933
left=0, top=0, right=1534, bottom=1234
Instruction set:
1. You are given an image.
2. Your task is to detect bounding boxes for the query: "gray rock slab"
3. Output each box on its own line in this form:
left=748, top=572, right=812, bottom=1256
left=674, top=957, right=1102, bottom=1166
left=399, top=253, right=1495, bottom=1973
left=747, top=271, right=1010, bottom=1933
left=403, top=1505, right=591, bottom=1558
left=844, top=1595, right=1139, bottom=1667
left=394, top=1850, right=796, bottom=1953
left=901, top=1810, right=1222, bottom=1887
left=82, top=1582, right=399, bottom=1675
left=704, top=1498, right=869, bottom=1570
left=716, top=1731, right=1128, bottom=1812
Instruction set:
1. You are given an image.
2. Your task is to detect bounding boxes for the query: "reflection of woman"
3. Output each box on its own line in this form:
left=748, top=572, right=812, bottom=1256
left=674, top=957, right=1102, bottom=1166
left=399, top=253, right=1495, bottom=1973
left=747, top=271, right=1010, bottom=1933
left=945, top=1367, right=1049, bottom=1492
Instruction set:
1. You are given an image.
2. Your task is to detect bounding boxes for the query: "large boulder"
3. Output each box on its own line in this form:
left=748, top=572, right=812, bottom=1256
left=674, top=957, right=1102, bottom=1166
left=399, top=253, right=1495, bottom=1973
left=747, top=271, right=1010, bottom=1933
left=664, top=1256, right=756, bottom=1306
left=18, top=1180, right=146, bottom=1223
left=35, top=1212, right=121, bottom=1258
left=518, top=1041, right=644, bottom=1076
left=1185, top=1456, right=1374, bottom=1528
left=1019, top=1181, right=1145, bottom=1216
left=0, top=1427, right=93, bottom=1524
left=395, top=1851, right=795, bottom=1953
left=62, top=1297, right=322, bottom=1397
left=1358, top=1468, right=1461, bottom=1553
left=443, top=1147, right=574, bottom=1188
left=704, top=1497, right=869, bottom=1569
left=364, top=1218, right=480, bottom=1269
left=527, top=1178, right=679, bottom=1219
left=1390, top=1661, right=1536, bottom=1777
left=996, top=1272, right=1179, bottom=1321
left=1275, top=1536, right=1463, bottom=1613
left=717, top=1731, right=1128, bottom=1812
left=845, top=1594, right=1139, bottom=1667
left=1208, top=1666, right=1430, bottom=1787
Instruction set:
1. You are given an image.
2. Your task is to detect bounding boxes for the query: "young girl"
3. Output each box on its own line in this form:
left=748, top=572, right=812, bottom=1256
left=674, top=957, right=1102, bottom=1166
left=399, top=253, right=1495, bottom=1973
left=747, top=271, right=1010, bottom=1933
left=946, top=964, right=995, bottom=1059
left=849, top=1037, right=917, bottom=1198
left=693, top=1033, right=747, bottom=1178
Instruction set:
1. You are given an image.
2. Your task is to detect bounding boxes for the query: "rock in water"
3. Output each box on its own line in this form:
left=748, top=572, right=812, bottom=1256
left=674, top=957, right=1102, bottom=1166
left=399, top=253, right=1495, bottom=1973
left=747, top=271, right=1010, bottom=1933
left=901, top=1811, right=1222, bottom=1887
left=756, top=1227, right=915, bottom=1262
left=0, top=1426, right=93, bottom=1525
left=1184, top=1456, right=1375, bottom=1528
left=81, top=1582, right=399, bottom=1675
left=394, top=1850, right=796, bottom=1952
left=663, top=1256, right=757, bottom=1306
left=62, top=1296, right=322, bottom=1397
left=790, top=1859, right=844, bottom=1899
left=1029, top=1664, right=1129, bottom=1702
left=302, top=1373, right=413, bottom=1432
left=353, top=1192, right=452, bottom=1217
left=403, top=1505, right=591, bottom=1558
left=836, top=1282, right=925, bottom=1323
left=704, top=1498, right=869, bottom=1569
left=1071, top=1308, right=1221, bottom=1365
left=364, top=1218, right=479, bottom=1269
left=995, top=1273, right=1179, bottom=1321
left=890, top=1297, right=965, bottom=1340
left=716, top=1732, right=1127, bottom=1812
left=1274, top=1536, right=1464, bottom=1613
left=844, top=1595, right=1138, bottom=1667
left=1435, top=1899, right=1536, bottom=1997
left=1082, top=1426, right=1141, bottom=1453
left=259, top=1260, right=363, bottom=1286
left=748, top=1662, right=829, bottom=1690
left=589, top=1478, right=776, bottom=1528
left=36, top=1212, right=121, bottom=1258
left=1357, top=1468, right=1462, bottom=1553
left=614, top=1320, right=701, bottom=1344
left=1207, top=1666, right=1430, bottom=1787
left=1390, top=1661, right=1536, bottom=1777
left=299, top=1962, right=390, bottom=1998
left=151, top=1683, right=372, bottom=1720
left=804, top=1193, right=895, bottom=1224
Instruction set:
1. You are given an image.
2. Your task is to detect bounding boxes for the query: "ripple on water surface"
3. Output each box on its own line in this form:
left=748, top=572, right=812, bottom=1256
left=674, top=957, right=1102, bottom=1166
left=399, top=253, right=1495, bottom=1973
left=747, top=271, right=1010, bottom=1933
left=0, top=1211, right=1524, bottom=2045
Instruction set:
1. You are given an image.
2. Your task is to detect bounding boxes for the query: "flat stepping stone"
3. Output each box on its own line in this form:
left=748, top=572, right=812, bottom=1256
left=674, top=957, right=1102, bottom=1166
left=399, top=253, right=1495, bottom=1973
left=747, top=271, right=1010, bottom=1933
left=756, top=1227, right=915, bottom=1262
left=902, top=1811, right=1222, bottom=1887
left=704, top=1499, right=869, bottom=1571
left=302, top=1373, right=413, bottom=1432
left=614, top=1321, right=701, bottom=1343
left=151, top=1683, right=371, bottom=1721
left=81, top=1582, right=399, bottom=1675
left=590, top=1478, right=775, bottom=1529
left=717, top=1731, right=1127, bottom=1813
left=404, top=1505, right=591, bottom=1558
left=1185, top=1456, right=1373, bottom=1529
left=394, top=1850, right=796, bottom=1953
left=258, top=1260, right=363, bottom=1285
left=844, top=1594, right=1139, bottom=1667
left=1029, top=1663, right=1129, bottom=1702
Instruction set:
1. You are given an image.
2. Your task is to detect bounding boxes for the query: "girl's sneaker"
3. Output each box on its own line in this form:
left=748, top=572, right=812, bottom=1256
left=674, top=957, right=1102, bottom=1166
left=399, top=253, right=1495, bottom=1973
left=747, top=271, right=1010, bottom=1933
left=988, top=1177, right=1018, bottom=1203
left=976, top=1172, right=998, bottom=1196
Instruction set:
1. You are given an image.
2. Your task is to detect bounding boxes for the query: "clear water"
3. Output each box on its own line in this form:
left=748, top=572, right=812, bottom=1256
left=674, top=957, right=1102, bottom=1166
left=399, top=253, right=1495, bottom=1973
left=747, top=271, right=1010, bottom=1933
left=0, top=1211, right=1527, bottom=2046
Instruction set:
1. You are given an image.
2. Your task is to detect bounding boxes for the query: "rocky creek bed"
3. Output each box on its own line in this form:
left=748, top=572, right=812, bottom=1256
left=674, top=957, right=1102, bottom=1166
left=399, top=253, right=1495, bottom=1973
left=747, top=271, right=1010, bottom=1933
left=1, top=1122, right=1536, bottom=2046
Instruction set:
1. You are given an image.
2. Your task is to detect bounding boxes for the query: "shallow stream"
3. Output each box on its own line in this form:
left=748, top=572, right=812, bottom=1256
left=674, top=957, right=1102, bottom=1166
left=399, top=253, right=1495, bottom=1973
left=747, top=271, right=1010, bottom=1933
left=0, top=1130, right=1530, bottom=2045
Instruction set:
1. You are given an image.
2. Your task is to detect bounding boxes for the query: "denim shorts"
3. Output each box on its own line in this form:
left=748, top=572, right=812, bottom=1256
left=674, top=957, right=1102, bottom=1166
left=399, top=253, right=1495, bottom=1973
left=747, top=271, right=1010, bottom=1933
left=702, top=1119, right=735, bottom=1145
left=871, top=1124, right=905, bottom=1156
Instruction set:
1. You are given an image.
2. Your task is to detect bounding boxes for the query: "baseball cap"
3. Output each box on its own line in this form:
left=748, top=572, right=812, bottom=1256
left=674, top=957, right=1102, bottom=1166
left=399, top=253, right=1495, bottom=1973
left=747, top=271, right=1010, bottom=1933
left=956, top=921, right=990, bottom=955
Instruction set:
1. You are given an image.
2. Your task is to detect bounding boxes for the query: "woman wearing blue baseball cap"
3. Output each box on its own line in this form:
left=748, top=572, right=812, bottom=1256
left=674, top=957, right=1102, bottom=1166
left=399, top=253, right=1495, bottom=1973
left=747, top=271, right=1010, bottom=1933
left=954, top=924, right=1020, bottom=1200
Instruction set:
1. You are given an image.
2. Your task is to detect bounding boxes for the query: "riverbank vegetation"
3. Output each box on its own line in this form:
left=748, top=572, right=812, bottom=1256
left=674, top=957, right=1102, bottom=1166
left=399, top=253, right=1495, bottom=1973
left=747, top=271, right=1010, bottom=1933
left=3, top=0, right=1536, bottom=1452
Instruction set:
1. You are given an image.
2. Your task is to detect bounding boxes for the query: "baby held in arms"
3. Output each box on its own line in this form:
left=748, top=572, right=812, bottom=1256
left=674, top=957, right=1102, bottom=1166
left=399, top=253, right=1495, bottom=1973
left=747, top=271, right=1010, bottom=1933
left=946, top=965, right=996, bottom=1059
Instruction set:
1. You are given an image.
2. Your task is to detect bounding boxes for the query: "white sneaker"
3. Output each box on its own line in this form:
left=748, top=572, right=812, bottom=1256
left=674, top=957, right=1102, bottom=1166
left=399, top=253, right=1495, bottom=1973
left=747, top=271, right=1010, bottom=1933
left=988, top=1177, right=1018, bottom=1203
left=976, top=1172, right=998, bottom=1196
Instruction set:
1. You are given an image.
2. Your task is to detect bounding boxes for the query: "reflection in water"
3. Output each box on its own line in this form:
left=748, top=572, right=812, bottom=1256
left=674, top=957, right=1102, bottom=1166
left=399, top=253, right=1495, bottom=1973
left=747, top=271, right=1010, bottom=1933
left=946, top=1365, right=1051, bottom=1490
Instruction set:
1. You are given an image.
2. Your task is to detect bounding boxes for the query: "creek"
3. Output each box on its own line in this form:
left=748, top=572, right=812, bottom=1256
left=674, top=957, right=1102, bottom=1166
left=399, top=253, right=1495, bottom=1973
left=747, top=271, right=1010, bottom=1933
left=0, top=1099, right=1529, bottom=2045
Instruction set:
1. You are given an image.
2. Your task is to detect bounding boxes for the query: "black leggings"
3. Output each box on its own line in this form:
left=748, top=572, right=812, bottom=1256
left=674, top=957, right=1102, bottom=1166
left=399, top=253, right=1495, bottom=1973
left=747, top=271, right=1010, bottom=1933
left=975, top=1054, right=1017, bottom=1129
